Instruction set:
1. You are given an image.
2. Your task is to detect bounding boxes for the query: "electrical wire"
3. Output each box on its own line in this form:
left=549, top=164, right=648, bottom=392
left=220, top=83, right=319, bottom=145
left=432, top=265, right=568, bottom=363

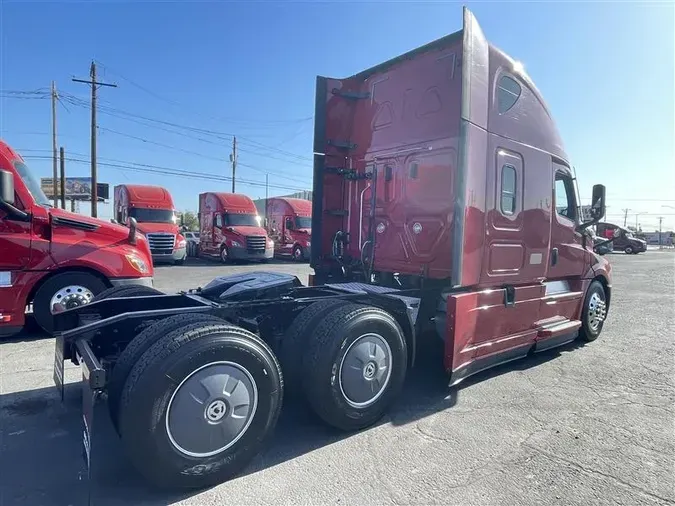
left=22, top=154, right=310, bottom=192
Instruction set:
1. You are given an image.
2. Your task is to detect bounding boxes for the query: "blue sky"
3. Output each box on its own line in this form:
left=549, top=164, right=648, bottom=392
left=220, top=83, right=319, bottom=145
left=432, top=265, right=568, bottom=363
left=1, top=0, right=673, bottom=230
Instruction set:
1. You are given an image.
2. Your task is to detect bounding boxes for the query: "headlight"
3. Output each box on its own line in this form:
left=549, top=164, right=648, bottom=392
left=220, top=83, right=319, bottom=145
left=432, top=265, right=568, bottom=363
left=231, top=240, right=242, bottom=248
left=306, top=241, right=311, bottom=247
left=125, top=253, right=150, bottom=274
left=177, top=239, right=187, bottom=248
left=267, top=239, right=274, bottom=247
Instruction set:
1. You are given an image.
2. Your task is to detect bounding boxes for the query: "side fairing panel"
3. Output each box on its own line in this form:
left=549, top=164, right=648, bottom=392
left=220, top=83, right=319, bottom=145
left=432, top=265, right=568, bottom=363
left=452, top=7, right=490, bottom=287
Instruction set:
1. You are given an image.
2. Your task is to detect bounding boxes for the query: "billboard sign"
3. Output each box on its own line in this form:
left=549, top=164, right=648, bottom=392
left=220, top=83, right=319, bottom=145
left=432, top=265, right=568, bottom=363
left=40, top=178, right=110, bottom=201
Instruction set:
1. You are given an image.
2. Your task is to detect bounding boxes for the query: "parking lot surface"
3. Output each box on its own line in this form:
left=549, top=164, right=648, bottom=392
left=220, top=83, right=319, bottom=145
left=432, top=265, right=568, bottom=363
left=1, top=254, right=673, bottom=506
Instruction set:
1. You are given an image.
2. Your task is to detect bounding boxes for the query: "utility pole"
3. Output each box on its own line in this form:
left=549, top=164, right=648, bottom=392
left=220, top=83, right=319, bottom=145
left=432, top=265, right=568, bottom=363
left=230, top=136, right=237, bottom=193
left=265, top=173, right=269, bottom=201
left=59, top=147, right=66, bottom=209
left=658, top=216, right=663, bottom=249
left=622, top=208, right=631, bottom=227
left=51, top=81, right=58, bottom=207
left=72, top=61, right=117, bottom=218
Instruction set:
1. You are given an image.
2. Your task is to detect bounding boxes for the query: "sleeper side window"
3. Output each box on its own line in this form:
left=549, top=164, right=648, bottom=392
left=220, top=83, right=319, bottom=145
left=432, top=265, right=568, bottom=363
left=215, top=214, right=223, bottom=228
left=554, top=172, right=577, bottom=221
left=500, top=164, right=517, bottom=215
left=497, top=75, right=521, bottom=113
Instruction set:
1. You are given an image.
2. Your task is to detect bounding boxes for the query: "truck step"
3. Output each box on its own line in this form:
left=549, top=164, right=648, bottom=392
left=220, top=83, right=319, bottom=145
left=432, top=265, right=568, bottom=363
left=534, top=319, right=582, bottom=352
left=537, top=319, right=581, bottom=339
left=331, top=88, right=371, bottom=100
left=327, top=139, right=357, bottom=150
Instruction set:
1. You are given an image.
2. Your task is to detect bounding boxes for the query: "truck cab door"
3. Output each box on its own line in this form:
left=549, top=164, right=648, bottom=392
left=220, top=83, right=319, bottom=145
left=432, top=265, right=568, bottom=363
left=212, top=213, right=223, bottom=252
left=549, top=167, right=585, bottom=279
left=0, top=209, right=31, bottom=272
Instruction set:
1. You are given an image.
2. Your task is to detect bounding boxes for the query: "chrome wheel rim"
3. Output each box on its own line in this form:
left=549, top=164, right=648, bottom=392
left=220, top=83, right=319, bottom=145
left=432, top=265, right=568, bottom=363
left=49, top=285, right=95, bottom=314
left=166, top=361, right=258, bottom=458
left=339, top=333, right=392, bottom=408
left=587, top=292, right=607, bottom=331
left=294, top=248, right=302, bottom=260
left=221, top=248, right=228, bottom=262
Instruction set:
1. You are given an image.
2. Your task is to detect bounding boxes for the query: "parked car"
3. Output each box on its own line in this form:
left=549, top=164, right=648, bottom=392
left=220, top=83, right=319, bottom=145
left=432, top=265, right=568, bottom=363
left=184, top=231, right=200, bottom=256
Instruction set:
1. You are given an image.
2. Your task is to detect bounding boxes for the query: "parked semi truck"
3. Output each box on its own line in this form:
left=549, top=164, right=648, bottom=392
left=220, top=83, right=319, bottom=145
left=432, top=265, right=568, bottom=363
left=114, top=184, right=187, bottom=265
left=197, top=192, right=274, bottom=262
left=596, top=222, right=647, bottom=254
left=52, top=8, right=611, bottom=491
left=263, top=197, right=312, bottom=261
left=0, top=141, right=155, bottom=335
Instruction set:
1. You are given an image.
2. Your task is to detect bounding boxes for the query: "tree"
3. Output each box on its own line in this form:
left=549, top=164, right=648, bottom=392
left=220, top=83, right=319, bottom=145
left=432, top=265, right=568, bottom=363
left=180, top=210, right=199, bottom=231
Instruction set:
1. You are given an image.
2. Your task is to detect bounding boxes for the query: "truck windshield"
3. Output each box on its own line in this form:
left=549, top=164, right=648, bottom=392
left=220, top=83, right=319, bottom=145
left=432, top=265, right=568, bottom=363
left=13, top=160, right=50, bottom=206
left=130, top=208, right=177, bottom=223
left=295, top=217, right=312, bottom=229
left=224, top=213, right=260, bottom=227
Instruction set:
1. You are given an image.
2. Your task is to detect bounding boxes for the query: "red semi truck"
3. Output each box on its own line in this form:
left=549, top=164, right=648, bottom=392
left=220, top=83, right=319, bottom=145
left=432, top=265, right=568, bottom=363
left=53, top=8, right=611, bottom=491
left=264, top=197, right=312, bottom=261
left=0, top=141, right=154, bottom=335
left=198, top=192, right=274, bottom=262
left=114, top=184, right=187, bottom=265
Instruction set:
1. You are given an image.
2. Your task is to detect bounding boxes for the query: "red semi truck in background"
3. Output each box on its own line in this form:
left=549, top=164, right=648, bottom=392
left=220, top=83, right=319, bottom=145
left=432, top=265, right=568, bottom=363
left=198, top=192, right=274, bottom=262
left=114, top=184, right=187, bottom=265
left=263, top=197, right=312, bottom=261
left=0, top=141, right=154, bottom=335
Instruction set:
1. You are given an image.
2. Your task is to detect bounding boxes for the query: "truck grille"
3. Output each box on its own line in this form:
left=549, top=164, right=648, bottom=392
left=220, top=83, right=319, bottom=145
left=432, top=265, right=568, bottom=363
left=246, top=236, right=267, bottom=252
left=147, top=233, right=176, bottom=255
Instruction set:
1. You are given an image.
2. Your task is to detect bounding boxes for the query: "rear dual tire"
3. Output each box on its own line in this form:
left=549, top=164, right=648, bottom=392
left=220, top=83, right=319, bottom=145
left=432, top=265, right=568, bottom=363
left=107, top=312, right=225, bottom=434
left=118, top=322, right=283, bottom=490
left=294, top=303, right=408, bottom=431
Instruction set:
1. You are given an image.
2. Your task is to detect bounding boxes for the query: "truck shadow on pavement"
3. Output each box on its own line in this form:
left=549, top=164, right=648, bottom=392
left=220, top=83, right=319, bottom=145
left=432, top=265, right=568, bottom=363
left=0, top=339, right=584, bottom=506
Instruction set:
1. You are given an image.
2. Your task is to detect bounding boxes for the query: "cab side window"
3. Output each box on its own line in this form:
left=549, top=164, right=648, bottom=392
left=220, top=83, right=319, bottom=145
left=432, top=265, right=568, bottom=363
left=285, top=217, right=294, bottom=230
left=554, top=172, right=577, bottom=220
left=497, top=75, right=521, bottom=114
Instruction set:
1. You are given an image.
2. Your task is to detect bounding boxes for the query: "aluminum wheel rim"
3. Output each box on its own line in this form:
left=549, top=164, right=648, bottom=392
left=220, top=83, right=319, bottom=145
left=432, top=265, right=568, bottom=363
left=294, top=247, right=302, bottom=260
left=339, top=333, right=392, bottom=408
left=49, top=285, right=95, bottom=314
left=625, top=247, right=632, bottom=254
left=166, top=361, right=258, bottom=458
left=221, top=248, right=228, bottom=261
left=587, top=292, right=607, bottom=331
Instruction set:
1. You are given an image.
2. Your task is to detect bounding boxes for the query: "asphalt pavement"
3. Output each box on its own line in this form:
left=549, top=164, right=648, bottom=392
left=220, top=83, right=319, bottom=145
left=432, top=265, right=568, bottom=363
left=0, top=253, right=673, bottom=506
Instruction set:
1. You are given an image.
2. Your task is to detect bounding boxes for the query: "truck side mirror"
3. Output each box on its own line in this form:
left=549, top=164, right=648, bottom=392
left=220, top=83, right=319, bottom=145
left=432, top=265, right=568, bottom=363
left=589, top=184, right=606, bottom=221
left=128, top=217, right=138, bottom=245
left=0, top=170, right=15, bottom=206
left=0, top=169, right=29, bottom=221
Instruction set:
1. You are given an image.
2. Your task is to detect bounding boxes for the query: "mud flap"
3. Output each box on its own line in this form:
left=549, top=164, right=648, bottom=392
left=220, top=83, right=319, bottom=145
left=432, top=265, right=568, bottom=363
left=75, top=339, right=106, bottom=506
left=53, top=334, right=65, bottom=401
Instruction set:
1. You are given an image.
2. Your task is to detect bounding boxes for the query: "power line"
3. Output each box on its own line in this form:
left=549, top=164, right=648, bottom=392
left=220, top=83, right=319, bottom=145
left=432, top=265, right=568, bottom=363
left=94, top=59, right=313, bottom=127
left=96, top=127, right=312, bottom=182
left=58, top=92, right=313, bottom=164
left=22, top=155, right=309, bottom=192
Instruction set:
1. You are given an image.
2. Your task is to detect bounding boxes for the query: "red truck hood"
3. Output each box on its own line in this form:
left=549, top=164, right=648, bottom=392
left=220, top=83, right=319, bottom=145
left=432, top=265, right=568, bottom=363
left=225, top=225, right=268, bottom=237
left=135, top=222, right=180, bottom=235
left=49, top=207, right=133, bottom=241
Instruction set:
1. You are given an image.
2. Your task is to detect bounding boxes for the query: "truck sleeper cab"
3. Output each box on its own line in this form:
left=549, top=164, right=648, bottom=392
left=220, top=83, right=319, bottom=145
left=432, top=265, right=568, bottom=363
left=198, top=192, right=274, bottom=263
left=264, top=197, right=312, bottom=261
left=51, top=8, right=611, bottom=492
left=114, top=184, right=187, bottom=265
left=0, top=141, right=154, bottom=335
